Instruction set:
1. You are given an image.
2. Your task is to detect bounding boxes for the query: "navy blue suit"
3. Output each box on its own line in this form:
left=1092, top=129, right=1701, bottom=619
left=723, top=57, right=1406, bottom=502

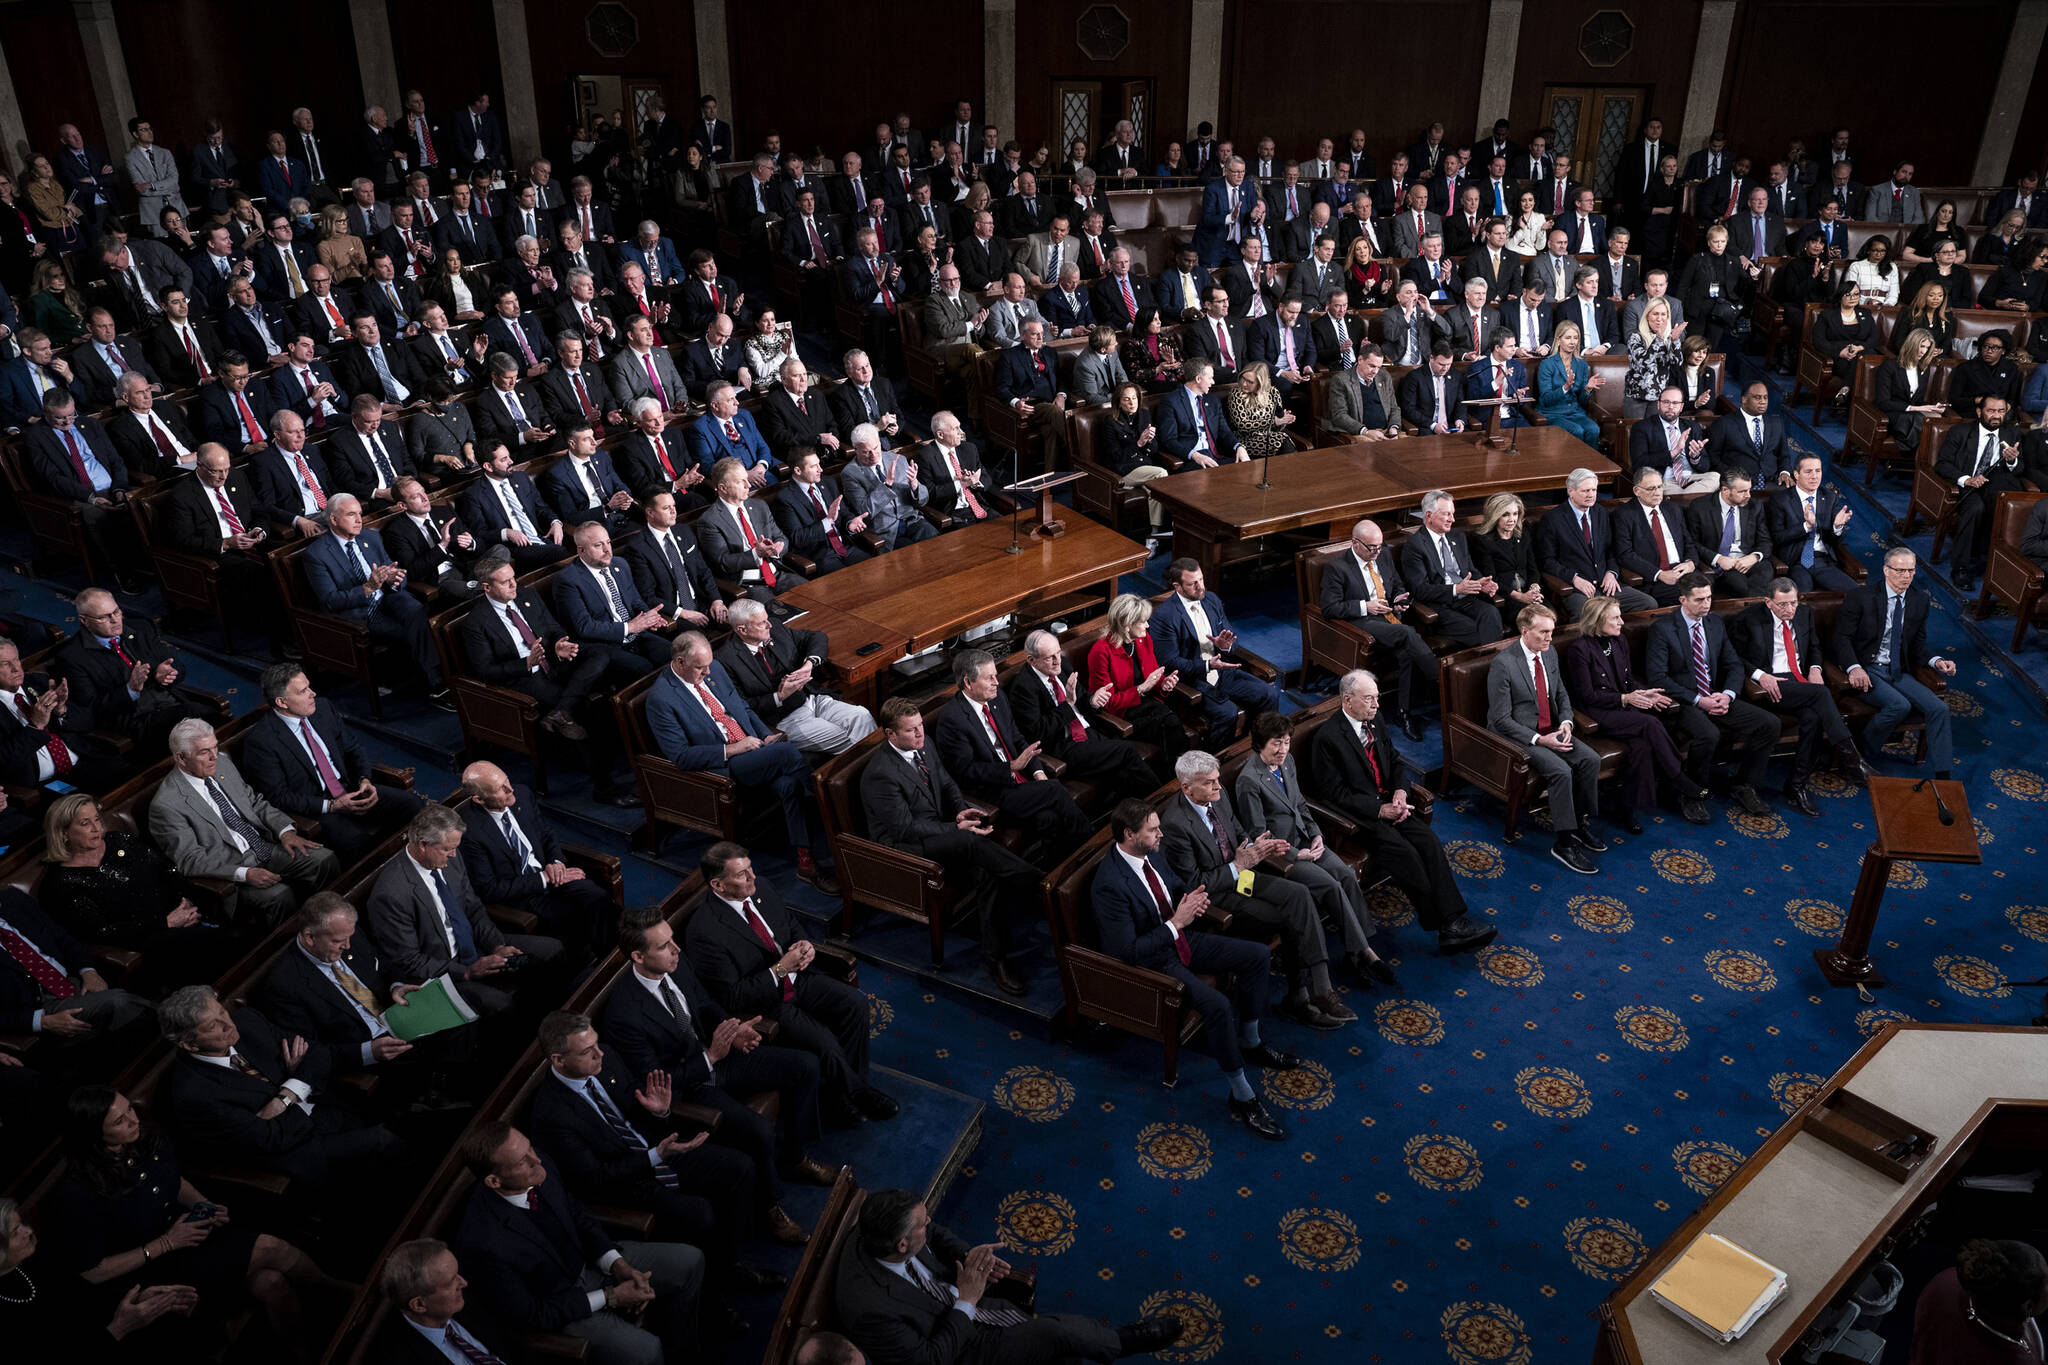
left=250, top=239, right=318, bottom=303
left=483, top=313, right=556, bottom=370
left=684, top=409, right=777, bottom=482
left=250, top=443, right=338, bottom=527
left=300, top=527, right=441, bottom=687
left=994, top=345, right=1060, bottom=404
left=0, top=356, right=78, bottom=427
left=1195, top=178, right=1260, bottom=266
left=1155, top=385, right=1243, bottom=462
left=240, top=701, right=422, bottom=863
left=551, top=557, right=670, bottom=677
left=645, top=661, right=813, bottom=849
left=1148, top=590, right=1278, bottom=743
left=1090, top=849, right=1271, bottom=1073
left=1461, top=356, right=1531, bottom=427
left=538, top=450, right=634, bottom=532
left=459, top=787, right=613, bottom=952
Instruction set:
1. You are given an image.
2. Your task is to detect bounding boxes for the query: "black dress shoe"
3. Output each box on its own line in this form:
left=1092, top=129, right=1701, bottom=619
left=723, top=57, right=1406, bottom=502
left=1732, top=784, right=1771, bottom=817
left=540, top=708, right=589, bottom=741
left=1284, top=999, right=1344, bottom=1030
left=1952, top=570, right=1977, bottom=592
left=1244, top=1043, right=1301, bottom=1071
left=1787, top=783, right=1819, bottom=817
left=853, top=1086, right=900, bottom=1120
left=1551, top=841, right=1597, bottom=875
left=985, top=958, right=1028, bottom=997
left=1116, top=1315, right=1187, bottom=1354
left=732, top=1263, right=789, bottom=1293
left=786, top=1154, right=847, bottom=1186
left=426, top=690, right=457, bottom=713
left=1680, top=797, right=1712, bottom=825
left=1437, top=915, right=1498, bottom=953
left=1400, top=710, right=1426, bottom=742
left=1228, top=1096, right=1287, bottom=1140
left=1618, top=811, right=1644, bottom=835
left=1364, top=956, right=1401, bottom=988
left=1574, top=826, right=1609, bottom=853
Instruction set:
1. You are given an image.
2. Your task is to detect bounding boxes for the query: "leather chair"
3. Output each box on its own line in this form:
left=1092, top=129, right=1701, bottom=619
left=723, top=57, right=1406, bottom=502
left=1063, top=396, right=1159, bottom=532
left=611, top=668, right=741, bottom=851
left=1975, top=489, right=2048, bottom=646
left=1844, top=354, right=1957, bottom=487
left=1789, top=301, right=1891, bottom=418
left=266, top=507, right=414, bottom=720
left=0, top=439, right=99, bottom=583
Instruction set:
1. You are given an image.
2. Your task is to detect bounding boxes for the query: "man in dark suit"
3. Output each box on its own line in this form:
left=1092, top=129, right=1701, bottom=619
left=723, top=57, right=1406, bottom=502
left=1499, top=281, right=1555, bottom=360
left=69, top=309, right=159, bottom=410
left=460, top=552, right=610, bottom=754
left=1759, top=162, right=1806, bottom=220
left=0, top=637, right=122, bottom=794
left=615, top=495, right=721, bottom=635
left=322, top=397, right=416, bottom=510
left=1309, top=292, right=1366, bottom=372
left=248, top=412, right=336, bottom=538
left=1461, top=220, right=1523, bottom=307
left=1460, top=330, right=1531, bottom=427
left=1535, top=470, right=1662, bottom=619
left=382, top=476, right=478, bottom=600
left=678, top=316, right=749, bottom=402
left=1399, top=491, right=1505, bottom=646
left=1151, top=561, right=1279, bottom=745
left=553, top=522, right=670, bottom=682
left=1644, top=574, right=1784, bottom=815
left=1091, top=250, right=1154, bottom=331
left=243, top=663, right=424, bottom=864
left=1006, top=629, right=1157, bottom=800
left=0, top=884, right=154, bottom=1055
left=105, top=374, right=200, bottom=480
left=837, top=1185, right=1180, bottom=1361
left=329, top=313, right=428, bottom=407
left=932, top=649, right=1093, bottom=844
left=1182, top=290, right=1248, bottom=383
left=1557, top=269, right=1620, bottom=355
left=1769, top=453, right=1858, bottom=591
left=1305, top=671, right=1494, bottom=953
left=1708, top=383, right=1792, bottom=488
left=454, top=1123, right=704, bottom=1363
left=1317, top=520, right=1439, bottom=734
left=1833, top=549, right=1958, bottom=775
left=301, top=494, right=448, bottom=701
left=459, top=445, right=571, bottom=568
left=685, top=842, right=895, bottom=1129
left=373, top=1241, right=520, bottom=1365
left=159, top=444, right=289, bottom=643
left=473, top=355, right=559, bottom=455
left=1727, top=187, right=1786, bottom=265
left=1629, top=386, right=1714, bottom=488
left=1935, top=396, right=2031, bottom=590
left=144, top=290, right=225, bottom=387
left=54, top=589, right=212, bottom=756
left=1729, top=582, right=1865, bottom=816
left=1396, top=346, right=1464, bottom=435
left=1245, top=297, right=1316, bottom=403
left=158, top=984, right=402, bottom=1185
left=776, top=450, right=869, bottom=576
left=1612, top=467, right=1708, bottom=607
left=1444, top=277, right=1501, bottom=364
left=22, top=391, right=151, bottom=590
left=1686, top=473, right=1776, bottom=598
left=540, top=426, right=636, bottom=536
left=858, top=698, right=1039, bottom=996
left=1155, top=359, right=1246, bottom=467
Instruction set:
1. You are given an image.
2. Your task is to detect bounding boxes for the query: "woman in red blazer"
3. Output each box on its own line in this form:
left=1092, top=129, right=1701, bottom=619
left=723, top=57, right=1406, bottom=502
left=1085, top=593, right=1189, bottom=766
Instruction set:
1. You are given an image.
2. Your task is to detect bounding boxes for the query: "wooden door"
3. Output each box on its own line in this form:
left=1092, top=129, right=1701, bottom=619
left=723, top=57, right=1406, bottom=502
left=1118, top=80, right=1154, bottom=161
left=1541, top=85, right=1648, bottom=199
left=1051, top=81, right=1102, bottom=165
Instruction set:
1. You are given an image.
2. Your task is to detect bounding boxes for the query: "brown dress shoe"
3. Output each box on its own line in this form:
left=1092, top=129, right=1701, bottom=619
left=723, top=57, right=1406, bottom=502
left=1310, top=992, right=1358, bottom=1022
left=767, top=1205, right=811, bottom=1246
left=787, top=1154, right=846, bottom=1186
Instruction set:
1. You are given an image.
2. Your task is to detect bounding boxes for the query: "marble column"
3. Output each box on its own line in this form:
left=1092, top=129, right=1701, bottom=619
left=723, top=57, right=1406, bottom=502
left=696, top=0, right=731, bottom=136
left=350, top=0, right=403, bottom=120
left=1973, top=0, right=2048, bottom=186
left=0, top=41, right=30, bottom=175
left=72, top=1, right=136, bottom=151
left=1678, top=0, right=1737, bottom=158
left=1187, top=0, right=1224, bottom=135
left=1474, top=0, right=1523, bottom=136
left=985, top=0, right=1016, bottom=140
left=491, top=0, right=541, bottom=167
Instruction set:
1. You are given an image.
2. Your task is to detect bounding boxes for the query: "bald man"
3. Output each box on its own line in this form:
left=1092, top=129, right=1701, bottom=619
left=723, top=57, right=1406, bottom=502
left=458, top=761, right=615, bottom=956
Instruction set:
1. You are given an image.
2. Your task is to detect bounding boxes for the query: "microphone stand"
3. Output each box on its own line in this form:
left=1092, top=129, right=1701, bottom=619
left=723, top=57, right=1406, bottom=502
left=1910, top=775, right=1954, bottom=826
left=1254, top=446, right=1271, bottom=490
left=1004, top=442, right=1022, bottom=555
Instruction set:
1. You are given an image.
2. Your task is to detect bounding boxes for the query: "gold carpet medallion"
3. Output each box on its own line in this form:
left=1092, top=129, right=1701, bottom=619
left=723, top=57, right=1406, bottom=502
left=1563, top=1216, right=1647, bottom=1281
left=1768, top=1072, right=1827, bottom=1114
left=1886, top=859, right=1928, bottom=890
left=1614, top=1003, right=1689, bottom=1052
left=1134, top=1122, right=1213, bottom=1180
left=1137, top=1289, right=1224, bottom=1361
left=1932, top=954, right=2009, bottom=998
left=2007, top=905, right=2048, bottom=943
left=1855, top=1006, right=1914, bottom=1037
left=866, top=994, right=893, bottom=1037
left=1441, top=1300, right=1534, bottom=1365
left=1784, top=898, right=1846, bottom=937
left=1945, top=690, right=1984, bottom=717
left=1729, top=809, right=1788, bottom=839
left=995, top=1190, right=1076, bottom=1256
left=1650, top=849, right=1714, bottom=885
left=1514, top=1065, right=1592, bottom=1119
left=1566, top=894, right=1632, bottom=933
left=1991, top=768, right=2047, bottom=800
left=1672, top=1139, right=1746, bottom=1195
left=1475, top=943, right=1544, bottom=988
left=1404, top=1133, right=1484, bottom=1192
left=1703, top=948, right=1777, bottom=992
left=1374, top=998, right=1446, bottom=1046
left=1366, top=885, right=1418, bottom=927
left=1278, top=1206, right=1362, bottom=1272
left=992, top=1065, right=1074, bottom=1122
left=1261, top=1058, right=1335, bottom=1111
left=1444, top=840, right=1506, bottom=879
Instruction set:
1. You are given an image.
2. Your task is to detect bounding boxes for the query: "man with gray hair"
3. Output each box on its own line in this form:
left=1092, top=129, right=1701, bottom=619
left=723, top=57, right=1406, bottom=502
left=376, top=1239, right=517, bottom=1362
left=159, top=982, right=404, bottom=1186
left=1533, top=467, right=1660, bottom=619
left=1160, top=749, right=1346, bottom=1029
left=1005, top=629, right=1158, bottom=799
left=933, top=649, right=1093, bottom=842
left=363, top=801, right=566, bottom=1017
left=715, top=599, right=876, bottom=755
left=1398, top=490, right=1504, bottom=646
left=841, top=423, right=935, bottom=549
left=56, top=586, right=213, bottom=755
left=150, top=717, right=339, bottom=923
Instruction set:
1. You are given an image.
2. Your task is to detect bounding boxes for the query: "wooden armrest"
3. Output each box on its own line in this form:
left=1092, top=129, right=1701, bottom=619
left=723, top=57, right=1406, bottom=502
left=1912, top=666, right=1949, bottom=692
left=1405, top=783, right=1435, bottom=818
left=1095, top=711, right=1135, bottom=737
left=487, top=904, right=540, bottom=934
left=783, top=551, right=820, bottom=576
left=812, top=943, right=858, bottom=983
left=334, top=1072, right=381, bottom=1098
left=182, top=1165, right=291, bottom=1198
left=1226, top=648, right=1280, bottom=683
left=1408, top=601, right=1441, bottom=625
left=524, top=1333, right=591, bottom=1360
left=852, top=530, right=885, bottom=554
left=187, top=875, right=237, bottom=899
left=1038, top=754, right=1068, bottom=778
left=560, top=844, right=625, bottom=903
left=1195, top=908, right=1234, bottom=932
left=589, top=1203, right=655, bottom=1239
left=91, top=946, right=141, bottom=979
left=671, top=1102, right=724, bottom=1131
left=0, top=1033, right=34, bottom=1055
left=1303, top=799, right=1358, bottom=840
left=754, top=1019, right=781, bottom=1043
left=371, top=764, right=417, bottom=790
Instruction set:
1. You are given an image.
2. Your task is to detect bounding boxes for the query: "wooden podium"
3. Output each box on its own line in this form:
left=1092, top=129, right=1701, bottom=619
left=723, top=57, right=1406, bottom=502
left=1459, top=395, right=1519, bottom=449
left=1005, top=470, right=1086, bottom=540
left=1815, top=775, right=1980, bottom=988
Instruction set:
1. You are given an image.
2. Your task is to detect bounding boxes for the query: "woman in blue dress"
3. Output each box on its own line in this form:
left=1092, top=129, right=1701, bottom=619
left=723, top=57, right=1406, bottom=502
left=1537, top=319, right=1605, bottom=445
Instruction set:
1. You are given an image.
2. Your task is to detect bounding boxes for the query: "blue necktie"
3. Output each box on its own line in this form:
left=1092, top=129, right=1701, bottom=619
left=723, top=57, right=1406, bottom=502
left=430, top=868, right=479, bottom=963
left=1801, top=497, right=1816, bottom=568
left=600, top=567, right=628, bottom=622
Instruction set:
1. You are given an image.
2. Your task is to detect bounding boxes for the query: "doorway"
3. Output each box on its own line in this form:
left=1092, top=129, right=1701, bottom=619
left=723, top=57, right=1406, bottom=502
left=1540, top=85, right=1648, bottom=198
left=1049, top=79, right=1155, bottom=163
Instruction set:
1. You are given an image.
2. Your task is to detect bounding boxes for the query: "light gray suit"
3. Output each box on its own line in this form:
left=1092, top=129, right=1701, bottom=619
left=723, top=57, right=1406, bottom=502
left=977, top=295, right=1044, bottom=348
left=1484, top=643, right=1602, bottom=833
left=147, top=757, right=340, bottom=925
left=841, top=452, right=934, bottom=549
left=125, top=144, right=189, bottom=235
left=1234, top=756, right=1371, bottom=954
left=1525, top=252, right=1582, bottom=303
left=1322, top=367, right=1401, bottom=437
left=607, top=346, right=686, bottom=408
left=1018, top=232, right=1077, bottom=287
left=361, top=846, right=561, bottom=1016
left=1392, top=210, right=1445, bottom=258
left=921, top=290, right=981, bottom=352
left=1072, top=347, right=1129, bottom=403
left=1863, top=183, right=1925, bottom=226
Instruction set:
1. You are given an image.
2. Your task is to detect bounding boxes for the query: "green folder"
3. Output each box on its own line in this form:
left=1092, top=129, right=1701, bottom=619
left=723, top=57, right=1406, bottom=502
left=384, top=974, right=479, bottom=1042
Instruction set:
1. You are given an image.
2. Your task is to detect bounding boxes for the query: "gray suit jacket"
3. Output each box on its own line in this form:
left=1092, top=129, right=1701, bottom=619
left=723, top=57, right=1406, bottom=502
left=1072, top=348, right=1129, bottom=402
left=607, top=346, right=685, bottom=408
left=1323, top=368, right=1400, bottom=437
left=921, top=290, right=979, bottom=351
left=1525, top=253, right=1581, bottom=302
left=1485, top=644, right=1575, bottom=743
left=1375, top=306, right=1448, bottom=364
left=1233, top=755, right=1323, bottom=853
left=146, top=758, right=298, bottom=882
left=1392, top=210, right=1444, bottom=258
left=363, top=846, right=507, bottom=982
left=977, top=296, right=1043, bottom=349
left=1017, top=232, right=1077, bottom=286
left=1158, top=792, right=1246, bottom=900
left=841, top=454, right=929, bottom=544
left=1863, top=183, right=1925, bottom=225
left=1286, top=256, right=1343, bottom=309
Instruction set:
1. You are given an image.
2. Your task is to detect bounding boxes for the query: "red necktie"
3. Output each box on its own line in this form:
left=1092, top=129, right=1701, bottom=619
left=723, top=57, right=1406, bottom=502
left=741, top=899, right=795, bottom=1001
left=571, top=373, right=597, bottom=420
left=1050, top=676, right=1087, bottom=744
left=1651, top=511, right=1671, bottom=570
left=735, top=505, right=777, bottom=586
left=806, top=485, right=849, bottom=556
left=1120, top=275, right=1136, bottom=317
left=182, top=327, right=210, bottom=377
left=1360, top=723, right=1383, bottom=790
left=300, top=369, right=325, bottom=428
left=722, top=418, right=740, bottom=443
left=108, top=637, right=135, bottom=667
left=61, top=431, right=92, bottom=491
left=10, top=693, right=72, bottom=776
left=1215, top=322, right=1232, bottom=366
left=1781, top=621, right=1801, bottom=676
left=214, top=489, right=245, bottom=535
left=235, top=392, right=262, bottom=444
left=295, top=453, right=328, bottom=510
left=983, top=702, right=1025, bottom=783
left=0, top=921, right=73, bottom=997
left=948, top=452, right=986, bottom=518
left=694, top=681, right=744, bottom=742
left=104, top=345, right=125, bottom=374
left=301, top=718, right=345, bottom=798
left=506, top=603, right=550, bottom=675
left=580, top=205, right=592, bottom=236
left=322, top=296, right=343, bottom=334
left=1414, top=211, right=1423, bottom=241
left=1579, top=512, right=1592, bottom=547
left=1533, top=653, right=1552, bottom=731
left=1140, top=860, right=1191, bottom=965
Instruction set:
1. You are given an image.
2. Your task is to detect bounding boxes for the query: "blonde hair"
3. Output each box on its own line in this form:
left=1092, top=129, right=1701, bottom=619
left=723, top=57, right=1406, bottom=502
left=1898, top=327, right=1937, bottom=367
left=1574, top=594, right=1620, bottom=635
left=1637, top=296, right=1672, bottom=341
left=42, top=793, right=99, bottom=863
left=1552, top=319, right=1583, bottom=355
left=1478, top=492, right=1525, bottom=537
left=1106, top=592, right=1153, bottom=643
left=1704, top=224, right=1729, bottom=246
left=319, top=203, right=350, bottom=239
left=1239, top=360, right=1275, bottom=400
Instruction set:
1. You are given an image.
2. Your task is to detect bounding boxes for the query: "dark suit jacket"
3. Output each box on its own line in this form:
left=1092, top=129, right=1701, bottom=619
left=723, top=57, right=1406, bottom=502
left=931, top=690, right=1047, bottom=799
left=1831, top=584, right=1934, bottom=674
left=52, top=618, right=179, bottom=735
left=329, top=339, right=429, bottom=404
left=69, top=338, right=158, bottom=410
left=682, top=881, right=813, bottom=1020
left=454, top=1151, right=619, bottom=1334
left=257, top=941, right=403, bottom=1066
left=553, top=558, right=653, bottom=644
left=1686, top=493, right=1766, bottom=564
left=1727, top=212, right=1787, bottom=261
left=1397, top=528, right=1482, bottom=611
left=23, top=418, right=128, bottom=502
left=777, top=476, right=860, bottom=562
left=323, top=425, right=416, bottom=503
left=1557, top=295, right=1621, bottom=350
left=596, top=957, right=729, bottom=1093
left=1318, top=545, right=1413, bottom=621
left=458, top=471, right=561, bottom=546
left=1181, top=315, right=1247, bottom=377
left=758, top=386, right=837, bottom=458
left=0, top=671, right=99, bottom=788
left=384, top=505, right=477, bottom=586
left=1303, top=710, right=1401, bottom=824
left=459, top=590, right=571, bottom=685
left=857, top=743, right=971, bottom=852
left=994, top=345, right=1060, bottom=404
left=1158, top=792, right=1251, bottom=899
left=1533, top=503, right=1628, bottom=585
left=1461, top=248, right=1524, bottom=305
left=159, top=1006, right=337, bottom=1169
left=241, top=701, right=373, bottom=819
left=1498, top=297, right=1554, bottom=350
left=1645, top=608, right=1747, bottom=700
left=826, top=377, right=899, bottom=444
left=106, top=404, right=199, bottom=480
left=678, top=338, right=745, bottom=400
left=1397, top=365, right=1462, bottom=430
left=0, top=887, right=94, bottom=1030
left=1090, top=273, right=1154, bottom=330
left=161, top=468, right=265, bottom=554
left=835, top=1222, right=989, bottom=1365
left=1612, top=499, right=1703, bottom=579
left=143, top=317, right=225, bottom=388
left=1003, top=666, right=1107, bottom=760
left=460, top=788, right=568, bottom=908
left=1627, top=416, right=1706, bottom=480
left=714, top=620, right=829, bottom=726
left=1154, top=387, right=1240, bottom=461
left=1729, top=601, right=1825, bottom=678
left=538, top=452, right=631, bottom=529
left=473, top=382, right=556, bottom=454
left=1707, top=411, right=1789, bottom=485
left=1246, top=314, right=1315, bottom=374
left=610, top=425, right=692, bottom=498
left=526, top=1050, right=694, bottom=1212
left=619, top=525, right=719, bottom=618
left=1765, top=485, right=1852, bottom=566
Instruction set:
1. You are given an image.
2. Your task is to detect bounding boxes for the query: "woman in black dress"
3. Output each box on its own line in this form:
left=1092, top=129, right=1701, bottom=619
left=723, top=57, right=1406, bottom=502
left=1889, top=280, right=1955, bottom=356
left=1468, top=493, right=1544, bottom=615
left=1638, top=154, right=1684, bottom=264
left=1901, top=198, right=1965, bottom=263
left=898, top=222, right=947, bottom=299
left=40, top=796, right=230, bottom=991
left=0, top=1196, right=198, bottom=1362
left=1873, top=327, right=1945, bottom=450
left=1809, top=280, right=1885, bottom=410
left=1559, top=597, right=1700, bottom=832
left=1978, top=238, right=2046, bottom=314
left=1100, top=381, right=1176, bottom=550
left=1118, top=307, right=1185, bottom=392
left=44, top=1088, right=336, bottom=1343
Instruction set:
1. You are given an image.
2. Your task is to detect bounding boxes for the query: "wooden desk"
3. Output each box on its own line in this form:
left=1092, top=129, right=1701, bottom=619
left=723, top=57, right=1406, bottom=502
left=781, top=518, right=1148, bottom=655
left=1145, top=427, right=1619, bottom=574
left=1593, top=1023, right=2048, bottom=1364
left=781, top=602, right=905, bottom=712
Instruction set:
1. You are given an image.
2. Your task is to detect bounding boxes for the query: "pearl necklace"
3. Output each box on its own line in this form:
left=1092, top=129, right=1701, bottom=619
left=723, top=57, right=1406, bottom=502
left=0, top=1266, right=34, bottom=1304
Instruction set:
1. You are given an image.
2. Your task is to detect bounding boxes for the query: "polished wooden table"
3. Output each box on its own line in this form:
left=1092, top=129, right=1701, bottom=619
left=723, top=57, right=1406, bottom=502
left=782, top=518, right=1149, bottom=703
left=1146, top=427, right=1619, bottom=572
